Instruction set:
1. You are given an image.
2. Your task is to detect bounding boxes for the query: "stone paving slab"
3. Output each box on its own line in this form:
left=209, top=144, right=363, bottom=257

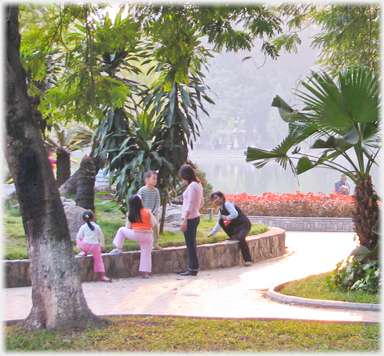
left=3, top=232, right=381, bottom=324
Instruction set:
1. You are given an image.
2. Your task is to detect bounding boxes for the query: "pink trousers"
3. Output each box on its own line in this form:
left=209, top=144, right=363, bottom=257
left=113, top=228, right=152, bottom=273
left=76, top=239, right=105, bottom=273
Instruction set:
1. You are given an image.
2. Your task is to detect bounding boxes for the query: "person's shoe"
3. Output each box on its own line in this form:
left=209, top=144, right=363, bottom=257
left=180, top=270, right=198, bottom=276
left=110, top=249, right=122, bottom=254
left=244, top=261, right=252, bottom=267
left=141, top=275, right=150, bottom=279
left=77, top=251, right=87, bottom=256
left=101, top=276, right=112, bottom=282
left=153, top=246, right=164, bottom=250
left=175, top=270, right=185, bottom=274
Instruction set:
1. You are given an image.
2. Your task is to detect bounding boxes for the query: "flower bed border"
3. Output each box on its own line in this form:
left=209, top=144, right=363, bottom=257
left=249, top=216, right=354, bottom=232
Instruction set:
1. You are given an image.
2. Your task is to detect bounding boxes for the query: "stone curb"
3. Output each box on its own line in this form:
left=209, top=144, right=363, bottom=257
left=266, top=283, right=381, bottom=312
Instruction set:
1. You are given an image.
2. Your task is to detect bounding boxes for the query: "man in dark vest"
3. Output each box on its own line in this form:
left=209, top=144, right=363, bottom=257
left=207, top=191, right=253, bottom=266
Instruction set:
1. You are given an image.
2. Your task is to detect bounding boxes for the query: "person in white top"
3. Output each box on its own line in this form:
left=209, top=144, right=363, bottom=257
left=176, top=164, right=204, bottom=276
left=76, top=210, right=111, bottom=282
left=207, top=191, right=253, bottom=266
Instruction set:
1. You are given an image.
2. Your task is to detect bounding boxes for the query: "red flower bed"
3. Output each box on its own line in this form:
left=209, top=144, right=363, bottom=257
left=225, top=191, right=354, bottom=218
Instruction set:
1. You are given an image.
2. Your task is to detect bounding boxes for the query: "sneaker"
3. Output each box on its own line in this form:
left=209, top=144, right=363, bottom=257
left=141, top=275, right=150, bottom=279
left=110, top=249, right=122, bottom=254
left=244, top=261, right=252, bottom=267
left=77, top=251, right=87, bottom=256
left=101, top=276, right=112, bottom=282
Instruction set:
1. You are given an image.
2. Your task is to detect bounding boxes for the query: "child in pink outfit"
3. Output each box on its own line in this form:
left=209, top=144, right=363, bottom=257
left=76, top=210, right=111, bottom=282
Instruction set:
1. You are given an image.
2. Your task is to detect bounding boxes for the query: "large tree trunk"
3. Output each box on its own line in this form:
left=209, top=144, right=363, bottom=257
left=6, top=5, right=103, bottom=330
left=56, top=147, right=71, bottom=188
left=352, top=175, right=379, bottom=261
left=76, top=155, right=96, bottom=212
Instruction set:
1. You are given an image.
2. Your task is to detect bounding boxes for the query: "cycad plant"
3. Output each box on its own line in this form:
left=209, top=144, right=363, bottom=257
left=246, top=66, right=380, bottom=260
left=44, top=123, right=91, bottom=187
left=96, top=105, right=173, bottom=205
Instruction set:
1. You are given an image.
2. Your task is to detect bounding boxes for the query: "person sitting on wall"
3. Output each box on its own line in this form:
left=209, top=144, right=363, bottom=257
left=207, top=190, right=253, bottom=267
left=334, top=173, right=351, bottom=195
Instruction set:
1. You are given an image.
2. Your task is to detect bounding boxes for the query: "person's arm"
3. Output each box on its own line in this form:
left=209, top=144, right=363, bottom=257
left=207, top=221, right=221, bottom=237
left=181, top=210, right=190, bottom=232
left=221, top=201, right=238, bottom=221
left=199, top=183, right=204, bottom=209
left=335, top=181, right=341, bottom=193
left=76, top=225, right=84, bottom=240
left=96, top=226, right=105, bottom=249
left=153, top=189, right=160, bottom=214
left=149, top=211, right=157, bottom=227
left=181, top=184, right=196, bottom=232
left=345, top=182, right=351, bottom=194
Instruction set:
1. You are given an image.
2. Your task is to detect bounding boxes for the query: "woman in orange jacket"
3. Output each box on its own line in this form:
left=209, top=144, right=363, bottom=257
left=110, top=195, right=157, bottom=278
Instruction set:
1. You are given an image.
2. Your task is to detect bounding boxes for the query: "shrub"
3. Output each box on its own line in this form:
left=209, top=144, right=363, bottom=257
left=325, top=257, right=380, bottom=294
left=224, top=191, right=354, bottom=218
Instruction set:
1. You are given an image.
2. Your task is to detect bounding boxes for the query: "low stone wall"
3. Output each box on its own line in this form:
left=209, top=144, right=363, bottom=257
left=3, top=227, right=285, bottom=288
left=249, top=216, right=353, bottom=232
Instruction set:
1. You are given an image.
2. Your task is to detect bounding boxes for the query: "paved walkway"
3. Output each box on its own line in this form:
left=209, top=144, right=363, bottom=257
left=3, top=232, right=381, bottom=323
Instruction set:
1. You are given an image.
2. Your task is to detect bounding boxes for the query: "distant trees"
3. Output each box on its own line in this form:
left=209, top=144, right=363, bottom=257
left=269, top=3, right=380, bottom=75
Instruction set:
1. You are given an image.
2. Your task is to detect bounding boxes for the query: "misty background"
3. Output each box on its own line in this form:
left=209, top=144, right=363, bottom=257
left=187, top=25, right=380, bottom=196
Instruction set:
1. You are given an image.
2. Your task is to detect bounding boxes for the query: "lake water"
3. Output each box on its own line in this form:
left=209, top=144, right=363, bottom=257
left=189, top=150, right=381, bottom=196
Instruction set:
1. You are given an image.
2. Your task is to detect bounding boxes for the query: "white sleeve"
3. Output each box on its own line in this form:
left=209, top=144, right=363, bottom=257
left=125, top=219, right=132, bottom=229
left=209, top=221, right=222, bottom=236
left=224, top=201, right=238, bottom=220
left=76, top=225, right=85, bottom=240
left=150, top=211, right=157, bottom=227
left=96, top=225, right=105, bottom=247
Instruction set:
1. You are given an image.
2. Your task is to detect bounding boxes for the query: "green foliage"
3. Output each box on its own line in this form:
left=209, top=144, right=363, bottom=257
left=325, top=256, right=380, bottom=294
left=5, top=316, right=380, bottom=352
left=311, top=4, right=380, bottom=76
left=19, top=3, right=145, bottom=126
left=268, top=4, right=380, bottom=76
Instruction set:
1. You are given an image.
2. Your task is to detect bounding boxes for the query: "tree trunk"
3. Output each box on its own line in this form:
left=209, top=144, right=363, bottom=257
left=76, top=155, right=96, bottom=212
left=352, top=175, right=379, bottom=261
left=56, top=147, right=71, bottom=188
left=59, top=169, right=79, bottom=196
left=58, top=155, right=100, bottom=196
left=5, top=5, right=103, bottom=330
left=159, top=188, right=169, bottom=234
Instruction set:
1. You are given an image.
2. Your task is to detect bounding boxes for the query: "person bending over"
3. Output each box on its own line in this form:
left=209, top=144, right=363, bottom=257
left=207, top=191, right=253, bottom=267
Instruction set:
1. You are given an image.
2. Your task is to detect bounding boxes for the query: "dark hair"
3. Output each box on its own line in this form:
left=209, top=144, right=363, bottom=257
left=178, top=164, right=200, bottom=185
left=82, top=210, right=95, bottom=231
left=143, top=170, right=157, bottom=182
left=128, top=195, right=144, bottom=223
left=211, top=191, right=225, bottom=201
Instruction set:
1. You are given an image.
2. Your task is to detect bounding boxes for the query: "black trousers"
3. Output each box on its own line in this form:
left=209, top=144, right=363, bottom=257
left=219, top=219, right=252, bottom=262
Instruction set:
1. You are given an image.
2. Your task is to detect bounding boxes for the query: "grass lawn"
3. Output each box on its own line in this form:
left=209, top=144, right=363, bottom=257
left=3, top=197, right=269, bottom=259
left=5, top=316, right=380, bottom=352
left=279, top=272, right=380, bottom=304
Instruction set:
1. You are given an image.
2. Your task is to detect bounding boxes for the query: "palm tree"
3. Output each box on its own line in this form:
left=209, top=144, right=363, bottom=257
left=246, top=66, right=380, bottom=259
